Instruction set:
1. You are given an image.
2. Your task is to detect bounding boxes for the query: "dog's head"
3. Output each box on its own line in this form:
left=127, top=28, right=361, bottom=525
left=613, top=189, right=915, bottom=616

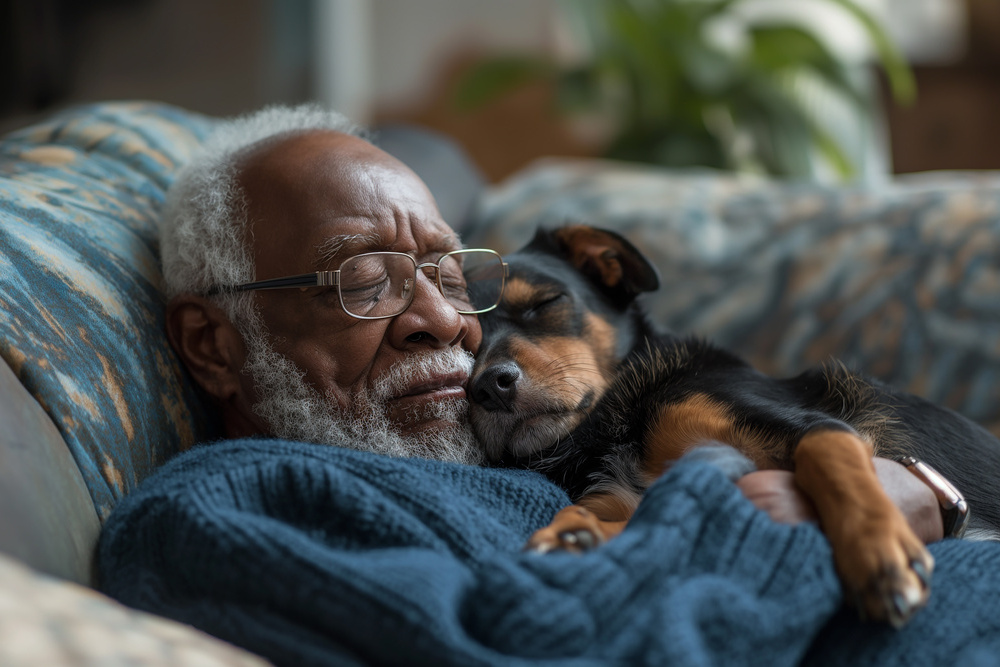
left=469, top=224, right=660, bottom=461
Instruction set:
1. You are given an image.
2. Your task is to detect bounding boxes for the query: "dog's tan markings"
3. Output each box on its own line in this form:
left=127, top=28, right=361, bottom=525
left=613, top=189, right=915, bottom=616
left=519, top=335, right=610, bottom=409
left=497, top=276, right=539, bottom=309
left=643, top=394, right=782, bottom=484
left=582, top=312, right=618, bottom=377
left=794, top=429, right=933, bottom=626
left=579, top=490, right=640, bottom=522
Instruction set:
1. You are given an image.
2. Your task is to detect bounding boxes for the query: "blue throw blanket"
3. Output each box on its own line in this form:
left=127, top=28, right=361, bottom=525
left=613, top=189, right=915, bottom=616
left=98, top=439, right=1000, bottom=666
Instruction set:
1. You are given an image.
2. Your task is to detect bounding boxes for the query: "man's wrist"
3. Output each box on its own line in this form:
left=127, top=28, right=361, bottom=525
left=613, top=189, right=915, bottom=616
left=873, top=457, right=944, bottom=543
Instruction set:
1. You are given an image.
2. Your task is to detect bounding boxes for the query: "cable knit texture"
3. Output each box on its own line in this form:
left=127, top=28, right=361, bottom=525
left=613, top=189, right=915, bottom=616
left=99, top=439, right=1000, bottom=666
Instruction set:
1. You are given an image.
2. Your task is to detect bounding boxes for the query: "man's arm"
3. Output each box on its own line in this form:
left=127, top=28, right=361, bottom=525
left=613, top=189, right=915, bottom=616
left=736, top=457, right=944, bottom=543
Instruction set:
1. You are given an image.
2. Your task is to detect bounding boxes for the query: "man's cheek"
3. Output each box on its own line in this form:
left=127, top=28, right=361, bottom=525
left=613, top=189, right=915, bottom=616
left=290, top=358, right=353, bottom=413
left=465, top=316, right=483, bottom=355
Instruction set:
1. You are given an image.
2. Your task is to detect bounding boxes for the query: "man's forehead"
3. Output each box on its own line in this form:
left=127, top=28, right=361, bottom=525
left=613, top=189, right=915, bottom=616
left=241, top=129, right=463, bottom=272
left=313, top=229, right=462, bottom=268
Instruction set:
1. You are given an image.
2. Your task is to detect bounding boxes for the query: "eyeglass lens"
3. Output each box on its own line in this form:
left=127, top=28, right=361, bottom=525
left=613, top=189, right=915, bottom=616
left=338, top=251, right=504, bottom=318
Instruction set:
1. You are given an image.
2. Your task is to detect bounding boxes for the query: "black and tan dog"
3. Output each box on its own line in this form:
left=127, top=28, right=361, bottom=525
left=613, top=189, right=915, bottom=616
left=469, top=224, right=1000, bottom=627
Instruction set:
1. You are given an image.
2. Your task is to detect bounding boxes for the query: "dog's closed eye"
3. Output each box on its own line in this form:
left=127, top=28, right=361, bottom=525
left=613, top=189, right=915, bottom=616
left=524, top=294, right=567, bottom=319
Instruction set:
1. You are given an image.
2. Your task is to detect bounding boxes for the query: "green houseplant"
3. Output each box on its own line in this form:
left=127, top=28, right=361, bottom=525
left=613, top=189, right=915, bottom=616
left=455, top=0, right=914, bottom=181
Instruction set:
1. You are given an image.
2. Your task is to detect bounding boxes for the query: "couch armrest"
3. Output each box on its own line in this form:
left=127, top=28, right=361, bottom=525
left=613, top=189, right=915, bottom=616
left=0, top=360, right=100, bottom=585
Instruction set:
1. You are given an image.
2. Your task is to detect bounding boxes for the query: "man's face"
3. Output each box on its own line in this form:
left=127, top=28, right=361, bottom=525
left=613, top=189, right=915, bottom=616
left=233, top=131, right=483, bottom=454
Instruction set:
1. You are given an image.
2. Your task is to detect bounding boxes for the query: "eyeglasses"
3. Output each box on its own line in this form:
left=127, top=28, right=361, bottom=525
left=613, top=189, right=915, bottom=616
left=210, top=249, right=508, bottom=320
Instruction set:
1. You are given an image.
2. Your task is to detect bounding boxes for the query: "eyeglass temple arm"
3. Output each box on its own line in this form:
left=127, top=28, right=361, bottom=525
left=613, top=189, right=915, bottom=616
left=214, top=271, right=339, bottom=294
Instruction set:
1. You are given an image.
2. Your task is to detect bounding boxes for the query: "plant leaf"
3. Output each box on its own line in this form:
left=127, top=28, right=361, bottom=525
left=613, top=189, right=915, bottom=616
left=452, top=57, right=551, bottom=111
left=736, top=71, right=858, bottom=179
left=750, top=25, right=866, bottom=106
left=554, top=67, right=602, bottom=113
left=824, top=0, right=916, bottom=104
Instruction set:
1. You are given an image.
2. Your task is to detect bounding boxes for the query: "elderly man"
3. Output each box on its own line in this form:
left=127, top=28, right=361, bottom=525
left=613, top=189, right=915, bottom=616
left=97, top=104, right=1000, bottom=666
left=162, top=105, right=487, bottom=465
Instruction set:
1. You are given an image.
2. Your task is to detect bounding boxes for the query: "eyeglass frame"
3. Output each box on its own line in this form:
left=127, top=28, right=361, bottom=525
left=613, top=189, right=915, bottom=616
left=207, top=248, right=508, bottom=320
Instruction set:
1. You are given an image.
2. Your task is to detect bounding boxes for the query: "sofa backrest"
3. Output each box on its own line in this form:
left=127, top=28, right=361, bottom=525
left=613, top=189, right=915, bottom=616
left=467, top=160, right=1000, bottom=436
left=0, top=102, right=221, bottom=580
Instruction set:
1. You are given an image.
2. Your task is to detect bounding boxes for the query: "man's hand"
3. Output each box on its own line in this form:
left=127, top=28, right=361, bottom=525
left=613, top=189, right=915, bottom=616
left=736, top=457, right=944, bottom=543
left=736, top=469, right=818, bottom=525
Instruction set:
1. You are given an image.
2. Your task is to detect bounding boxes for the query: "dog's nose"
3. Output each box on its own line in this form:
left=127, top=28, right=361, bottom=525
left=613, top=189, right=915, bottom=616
left=471, top=361, right=520, bottom=411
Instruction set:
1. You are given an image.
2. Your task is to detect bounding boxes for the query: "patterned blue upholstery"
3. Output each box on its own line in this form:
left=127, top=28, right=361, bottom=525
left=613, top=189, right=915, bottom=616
left=0, top=102, right=220, bottom=521
left=467, top=159, right=1000, bottom=436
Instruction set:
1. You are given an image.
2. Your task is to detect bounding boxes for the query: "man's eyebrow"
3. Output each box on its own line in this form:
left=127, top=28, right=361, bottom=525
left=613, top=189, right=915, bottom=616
left=315, top=233, right=382, bottom=268
left=430, top=232, right=463, bottom=253
left=313, top=230, right=463, bottom=269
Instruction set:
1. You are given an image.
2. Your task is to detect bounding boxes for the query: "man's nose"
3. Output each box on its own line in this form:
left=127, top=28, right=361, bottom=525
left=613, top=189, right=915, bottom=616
left=389, top=270, right=469, bottom=349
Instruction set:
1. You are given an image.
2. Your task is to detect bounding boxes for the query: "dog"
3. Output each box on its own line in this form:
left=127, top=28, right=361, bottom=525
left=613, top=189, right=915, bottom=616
left=468, top=224, right=1000, bottom=627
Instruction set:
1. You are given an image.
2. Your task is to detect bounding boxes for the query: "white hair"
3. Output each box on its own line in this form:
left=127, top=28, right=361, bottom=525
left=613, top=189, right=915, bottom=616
left=159, top=103, right=365, bottom=320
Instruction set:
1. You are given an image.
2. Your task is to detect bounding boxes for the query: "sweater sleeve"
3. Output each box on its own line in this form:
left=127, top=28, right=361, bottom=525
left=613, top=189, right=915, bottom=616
left=97, top=438, right=848, bottom=667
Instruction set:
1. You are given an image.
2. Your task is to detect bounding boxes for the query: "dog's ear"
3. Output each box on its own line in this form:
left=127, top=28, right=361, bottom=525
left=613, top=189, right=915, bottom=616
left=547, top=225, right=660, bottom=300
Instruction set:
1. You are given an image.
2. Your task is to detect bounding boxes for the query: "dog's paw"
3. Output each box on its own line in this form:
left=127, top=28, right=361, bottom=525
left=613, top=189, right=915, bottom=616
left=836, top=516, right=934, bottom=627
left=524, top=506, right=607, bottom=554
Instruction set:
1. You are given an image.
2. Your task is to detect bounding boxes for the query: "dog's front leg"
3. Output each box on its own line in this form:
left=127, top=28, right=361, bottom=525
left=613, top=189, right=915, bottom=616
left=794, top=427, right=934, bottom=627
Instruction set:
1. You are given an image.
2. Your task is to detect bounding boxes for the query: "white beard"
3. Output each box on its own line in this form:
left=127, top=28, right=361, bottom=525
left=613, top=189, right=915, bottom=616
left=239, top=320, right=484, bottom=466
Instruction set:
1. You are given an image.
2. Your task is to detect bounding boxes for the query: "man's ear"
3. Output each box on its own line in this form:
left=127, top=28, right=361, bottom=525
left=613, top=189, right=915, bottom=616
left=165, top=295, right=248, bottom=404
left=549, top=224, right=661, bottom=300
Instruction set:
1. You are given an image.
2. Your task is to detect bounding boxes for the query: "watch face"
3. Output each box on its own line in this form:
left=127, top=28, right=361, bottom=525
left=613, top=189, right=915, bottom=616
left=948, top=499, right=971, bottom=539
left=901, top=457, right=970, bottom=538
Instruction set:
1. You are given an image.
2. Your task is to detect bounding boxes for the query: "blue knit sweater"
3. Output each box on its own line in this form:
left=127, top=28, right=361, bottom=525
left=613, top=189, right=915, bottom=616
left=98, top=438, right=1000, bottom=666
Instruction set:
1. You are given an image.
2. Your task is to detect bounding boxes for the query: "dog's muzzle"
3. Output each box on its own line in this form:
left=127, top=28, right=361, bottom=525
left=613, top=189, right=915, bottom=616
left=470, top=361, right=521, bottom=412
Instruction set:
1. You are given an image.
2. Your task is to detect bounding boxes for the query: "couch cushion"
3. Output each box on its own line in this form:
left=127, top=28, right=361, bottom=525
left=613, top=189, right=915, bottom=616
left=0, top=552, right=268, bottom=666
left=0, top=102, right=220, bottom=521
left=467, top=159, right=1000, bottom=435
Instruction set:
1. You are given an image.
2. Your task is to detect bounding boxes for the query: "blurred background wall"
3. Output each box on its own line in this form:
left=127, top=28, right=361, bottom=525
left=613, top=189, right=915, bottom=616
left=1, top=0, right=997, bottom=182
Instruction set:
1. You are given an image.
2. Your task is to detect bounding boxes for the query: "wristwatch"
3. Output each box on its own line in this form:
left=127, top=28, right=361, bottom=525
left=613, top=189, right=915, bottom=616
left=897, top=456, right=970, bottom=539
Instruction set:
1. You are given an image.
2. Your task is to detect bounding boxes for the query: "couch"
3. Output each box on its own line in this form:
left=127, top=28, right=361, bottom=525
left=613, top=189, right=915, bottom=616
left=1, top=101, right=999, bottom=663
